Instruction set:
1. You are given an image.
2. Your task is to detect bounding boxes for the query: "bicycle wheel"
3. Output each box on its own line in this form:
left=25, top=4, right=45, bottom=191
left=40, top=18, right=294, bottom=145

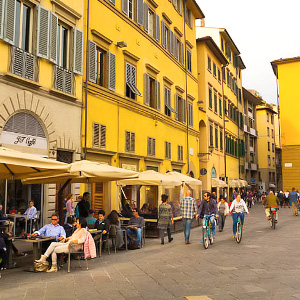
left=272, top=215, right=276, bottom=230
left=236, top=217, right=242, bottom=243
left=203, top=227, right=209, bottom=249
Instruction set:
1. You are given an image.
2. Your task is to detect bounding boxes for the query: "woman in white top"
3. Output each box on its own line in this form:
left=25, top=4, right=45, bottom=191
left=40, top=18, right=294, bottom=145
left=229, top=194, right=249, bottom=239
left=35, top=217, right=87, bottom=272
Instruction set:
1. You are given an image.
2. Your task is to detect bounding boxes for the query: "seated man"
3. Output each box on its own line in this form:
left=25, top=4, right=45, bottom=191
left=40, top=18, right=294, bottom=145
left=263, top=190, right=279, bottom=221
left=19, top=201, right=37, bottom=233
left=32, top=213, right=66, bottom=242
left=126, top=209, right=145, bottom=249
left=86, top=210, right=97, bottom=228
left=0, top=204, right=14, bottom=233
left=94, top=210, right=109, bottom=241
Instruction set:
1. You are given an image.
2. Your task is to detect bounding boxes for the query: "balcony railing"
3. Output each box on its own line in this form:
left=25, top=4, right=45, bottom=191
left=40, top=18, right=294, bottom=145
left=249, top=128, right=257, bottom=136
left=54, top=65, right=75, bottom=95
left=244, top=124, right=248, bottom=133
left=10, top=46, right=39, bottom=82
left=251, top=163, right=258, bottom=171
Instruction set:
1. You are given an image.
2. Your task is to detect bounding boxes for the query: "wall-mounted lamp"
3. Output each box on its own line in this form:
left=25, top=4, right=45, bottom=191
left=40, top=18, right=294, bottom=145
left=197, top=100, right=204, bottom=104
left=198, top=145, right=214, bottom=157
left=117, top=41, right=127, bottom=48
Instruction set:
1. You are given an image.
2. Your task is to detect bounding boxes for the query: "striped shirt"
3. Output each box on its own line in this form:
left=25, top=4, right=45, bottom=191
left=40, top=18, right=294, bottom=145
left=180, top=196, right=198, bottom=219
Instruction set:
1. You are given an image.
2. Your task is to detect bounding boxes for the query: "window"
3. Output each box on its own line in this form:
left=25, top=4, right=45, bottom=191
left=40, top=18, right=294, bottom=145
left=217, top=68, right=221, bottom=82
left=222, top=68, right=226, bottom=83
left=93, top=123, right=106, bottom=148
left=272, top=143, right=275, bottom=152
left=162, top=24, right=169, bottom=51
left=271, top=129, right=274, bottom=138
left=213, top=62, right=216, bottom=77
left=176, top=94, right=186, bottom=123
left=208, top=86, right=213, bottom=109
left=220, top=130, right=223, bottom=151
left=188, top=102, right=193, bottom=127
left=144, top=74, right=160, bottom=110
left=125, top=62, right=141, bottom=99
left=267, top=112, right=269, bottom=122
left=207, top=56, right=211, bottom=72
left=125, top=131, right=135, bottom=152
left=96, top=47, right=106, bottom=86
left=214, top=91, right=217, bottom=114
left=215, top=127, right=218, bottom=149
left=165, top=142, right=171, bottom=159
left=267, top=127, right=270, bottom=136
left=219, top=95, right=222, bottom=117
left=250, top=153, right=254, bottom=163
left=57, top=24, right=69, bottom=69
left=227, top=69, right=230, bottom=87
left=209, top=124, right=213, bottom=147
left=272, top=157, right=275, bottom=166
left=224, top=98, right=227, bottom=115
left=14, top=0, right=31, bottom=52
left=186, top=50, right=192, bottom=72
left=185, top=7, right=192, bottom=28
left=268, top=142, right=270, bottom=151
left=148, top=137, right=156, bottom=156
left=128, top=0, right=135, bottom=20
left=268, top=156, right=271, bottom=166
left=178, top=145, right=183, bottom=161
left=221, top=37, right=224, bottom=51
left=148, top=9, right=154, bottom=37
left=164, top=87, right=171, bottom=116
left=271, top=115, right=274, bottom=124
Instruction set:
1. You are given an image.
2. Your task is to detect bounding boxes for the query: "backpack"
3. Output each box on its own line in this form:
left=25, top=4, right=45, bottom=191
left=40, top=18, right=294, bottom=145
left=127, top=235, right=139, bottom=250
left=34, top=261, right=49, bottom=272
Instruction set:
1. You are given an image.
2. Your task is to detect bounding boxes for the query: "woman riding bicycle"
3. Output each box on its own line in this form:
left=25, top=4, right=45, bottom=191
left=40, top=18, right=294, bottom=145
left=229, top=194, right=249, bottom=239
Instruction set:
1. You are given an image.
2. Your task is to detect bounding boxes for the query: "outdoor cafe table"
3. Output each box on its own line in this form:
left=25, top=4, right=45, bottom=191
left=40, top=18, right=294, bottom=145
left=7, top=214, right=28, bottom=236
left=18, top=236, right=56, bottom=264
left=6, top=236, right=22, bottom=269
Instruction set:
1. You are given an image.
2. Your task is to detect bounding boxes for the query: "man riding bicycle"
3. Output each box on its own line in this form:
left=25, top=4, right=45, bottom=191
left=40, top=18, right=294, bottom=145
left=198, top=192, right=219, bottom=240
left=263, top=190, right=279, bottom=221
left=229, top=194, right=249, bottom=239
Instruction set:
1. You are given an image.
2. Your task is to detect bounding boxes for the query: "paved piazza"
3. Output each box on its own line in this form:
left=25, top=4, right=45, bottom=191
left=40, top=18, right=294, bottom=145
left=1, top=203, right=300, bottom=300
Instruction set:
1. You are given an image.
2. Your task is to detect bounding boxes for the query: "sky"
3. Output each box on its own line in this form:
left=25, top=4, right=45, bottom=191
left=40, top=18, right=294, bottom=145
left=196, top=0, right=300, bottom=104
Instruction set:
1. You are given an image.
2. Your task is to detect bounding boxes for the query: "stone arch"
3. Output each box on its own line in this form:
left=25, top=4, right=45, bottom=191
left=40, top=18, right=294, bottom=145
left=0, top=91, right=58, bottom=153
left=199, top=119, right=207, bottom=154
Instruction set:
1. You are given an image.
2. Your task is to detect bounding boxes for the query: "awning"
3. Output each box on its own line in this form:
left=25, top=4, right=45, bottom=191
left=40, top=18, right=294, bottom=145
left=269, top=183, right=276, bottom=188
left=240, top=180, right=248, bottom=187
left=211, top=178, right=228, bottom=188
left=166, top=171, right=202, bottom=187
left=228, top=179, right=240, bottom=188
left=117, top=170, right=182, bottom=187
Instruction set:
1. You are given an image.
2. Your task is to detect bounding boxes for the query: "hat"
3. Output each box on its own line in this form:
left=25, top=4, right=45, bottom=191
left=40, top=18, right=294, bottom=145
left=88, top=209, right=94, bottom=214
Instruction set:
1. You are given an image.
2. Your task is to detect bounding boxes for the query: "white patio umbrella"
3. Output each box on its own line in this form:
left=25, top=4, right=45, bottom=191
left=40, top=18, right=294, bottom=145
left=0, top=146, right=69, bottom=180
left=117, top=170, right=182, bottom=187
left=166, top=171, right=202, bottom=187
left=23, top=160, right=139, bottom=184
left=211, top=178, right=228, bottom=188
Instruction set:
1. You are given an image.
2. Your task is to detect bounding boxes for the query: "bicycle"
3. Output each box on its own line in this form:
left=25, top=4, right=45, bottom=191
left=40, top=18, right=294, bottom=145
left=235, top=212, right=243, bottom=243
left=269, top=206, right=278, bottom=230
left=202, top=214, right=215, bottom=249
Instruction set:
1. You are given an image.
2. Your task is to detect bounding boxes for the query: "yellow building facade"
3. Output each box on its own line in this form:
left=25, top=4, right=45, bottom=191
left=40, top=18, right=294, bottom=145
left=82, top=0, right=204, bottom=214
left=196, top=26, right=246, bottom=197
left=196, top=36, right=227, bottom=197
left=271, top=57, right=300, bottom=190
left=0, top=0, right=84, bottom=222
left=256, top=103, right=277, bottom=192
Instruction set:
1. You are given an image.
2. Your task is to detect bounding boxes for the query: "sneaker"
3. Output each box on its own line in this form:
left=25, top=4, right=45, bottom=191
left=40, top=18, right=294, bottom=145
left=161, top=241, right=164, bottom=245
left=200, top=239, right=203, bottom=244
left=168, top=238, right=173, bottom=243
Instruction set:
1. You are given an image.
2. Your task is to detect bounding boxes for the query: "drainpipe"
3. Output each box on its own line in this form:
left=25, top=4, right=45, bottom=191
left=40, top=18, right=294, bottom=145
left=221, top=66, right=226, bottom=183
left=183, top=0, right=189, bottom=174
left=84, top=0, right=90, bottom=160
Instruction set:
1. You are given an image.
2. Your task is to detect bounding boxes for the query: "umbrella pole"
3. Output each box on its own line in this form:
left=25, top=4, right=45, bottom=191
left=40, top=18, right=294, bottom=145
left=4, top=180, right=7, bottom=213
left=57, top=179, right=71, bottom=225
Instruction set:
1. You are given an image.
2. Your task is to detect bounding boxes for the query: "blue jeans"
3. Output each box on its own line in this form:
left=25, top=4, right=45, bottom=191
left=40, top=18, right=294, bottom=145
left=232, top=213, right=245, bottom=235
left=182, top=218, right=193, bottom=242
left=126, top=228, right=142, bottom=245
left=203, top=215, right=216, bottom=235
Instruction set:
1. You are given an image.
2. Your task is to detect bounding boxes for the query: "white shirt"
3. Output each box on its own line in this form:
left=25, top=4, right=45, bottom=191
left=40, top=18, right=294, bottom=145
left=229, top=199, right=249, bottom=214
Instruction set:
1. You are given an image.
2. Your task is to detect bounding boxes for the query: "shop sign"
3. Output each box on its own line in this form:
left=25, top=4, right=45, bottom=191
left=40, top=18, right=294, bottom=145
left=1, top=131, right=47, bottom=149
left=284, top=163, right=292, bottom=167
left=122, top=163, right=137, bottom=171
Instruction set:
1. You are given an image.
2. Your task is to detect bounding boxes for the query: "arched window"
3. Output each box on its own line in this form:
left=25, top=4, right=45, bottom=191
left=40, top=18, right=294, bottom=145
left=1, top=112, right=47, bottom=149
left=211, top=167, right=217, bottom=179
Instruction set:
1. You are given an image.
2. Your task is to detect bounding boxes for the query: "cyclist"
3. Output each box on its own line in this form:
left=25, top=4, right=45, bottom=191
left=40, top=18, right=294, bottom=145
left=229, top=194, right=249, bottom=239
left=263, top=190, right=279, bottom=222
left=198, top=192, right=219, bottom=241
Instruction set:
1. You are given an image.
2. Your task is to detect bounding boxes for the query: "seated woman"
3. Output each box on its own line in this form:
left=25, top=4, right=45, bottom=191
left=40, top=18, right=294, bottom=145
left=107, top=210, right=124, bottom=249
left=35, top=217, right=87, bottom=273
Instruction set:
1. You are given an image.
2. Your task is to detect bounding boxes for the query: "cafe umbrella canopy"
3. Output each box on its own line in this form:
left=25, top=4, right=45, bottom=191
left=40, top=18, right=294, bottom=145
left=22, top=160, right=139, bottom=222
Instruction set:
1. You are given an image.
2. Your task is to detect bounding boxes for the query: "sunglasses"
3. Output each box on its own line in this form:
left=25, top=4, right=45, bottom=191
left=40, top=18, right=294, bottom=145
left=51, top=218, right=58, bottom=221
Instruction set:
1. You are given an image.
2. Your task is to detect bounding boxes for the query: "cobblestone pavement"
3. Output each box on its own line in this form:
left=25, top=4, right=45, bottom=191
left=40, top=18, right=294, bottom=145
left=1, top=203, right=300, bottom=300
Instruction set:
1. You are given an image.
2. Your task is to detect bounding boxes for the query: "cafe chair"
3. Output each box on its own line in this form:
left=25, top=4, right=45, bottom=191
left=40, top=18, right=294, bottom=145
left=67, top=243, right=89, bottom=273
left=106, top=225, right=117, bottom=255
left=29, top=211, right=40, bottom=234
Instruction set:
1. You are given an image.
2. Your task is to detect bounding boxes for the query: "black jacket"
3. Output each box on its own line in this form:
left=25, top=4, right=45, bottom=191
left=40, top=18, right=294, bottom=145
left=95, top=218, right=110, bottom=233
left=77, top=200, right=90, bottom=218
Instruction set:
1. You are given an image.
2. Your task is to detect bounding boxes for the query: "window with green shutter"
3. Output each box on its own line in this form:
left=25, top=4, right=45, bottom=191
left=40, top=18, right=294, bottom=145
left=210, top=124, right=213, bottom=147
left=209, top=86, right=212, bottom=109
left=215, top=127, right=218, bottom=149
left=214, top=92, right=217, bottom=114
left=219, top=96, right=222, bottom=117
left=220, top=130, right=223, bottom=151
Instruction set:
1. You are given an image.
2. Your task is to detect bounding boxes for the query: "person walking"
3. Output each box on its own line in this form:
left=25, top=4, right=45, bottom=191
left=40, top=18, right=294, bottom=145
left=217, top=196, right=229, bottom=232
left=278, top=191, right=284, bottom=208
left=180, top=190, right=198, bottom=244
left=158, top=194, right=174, bottom=245
left=288, top=188, right=299, bottom=216
left=284, top=190, right=290, bottom=208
